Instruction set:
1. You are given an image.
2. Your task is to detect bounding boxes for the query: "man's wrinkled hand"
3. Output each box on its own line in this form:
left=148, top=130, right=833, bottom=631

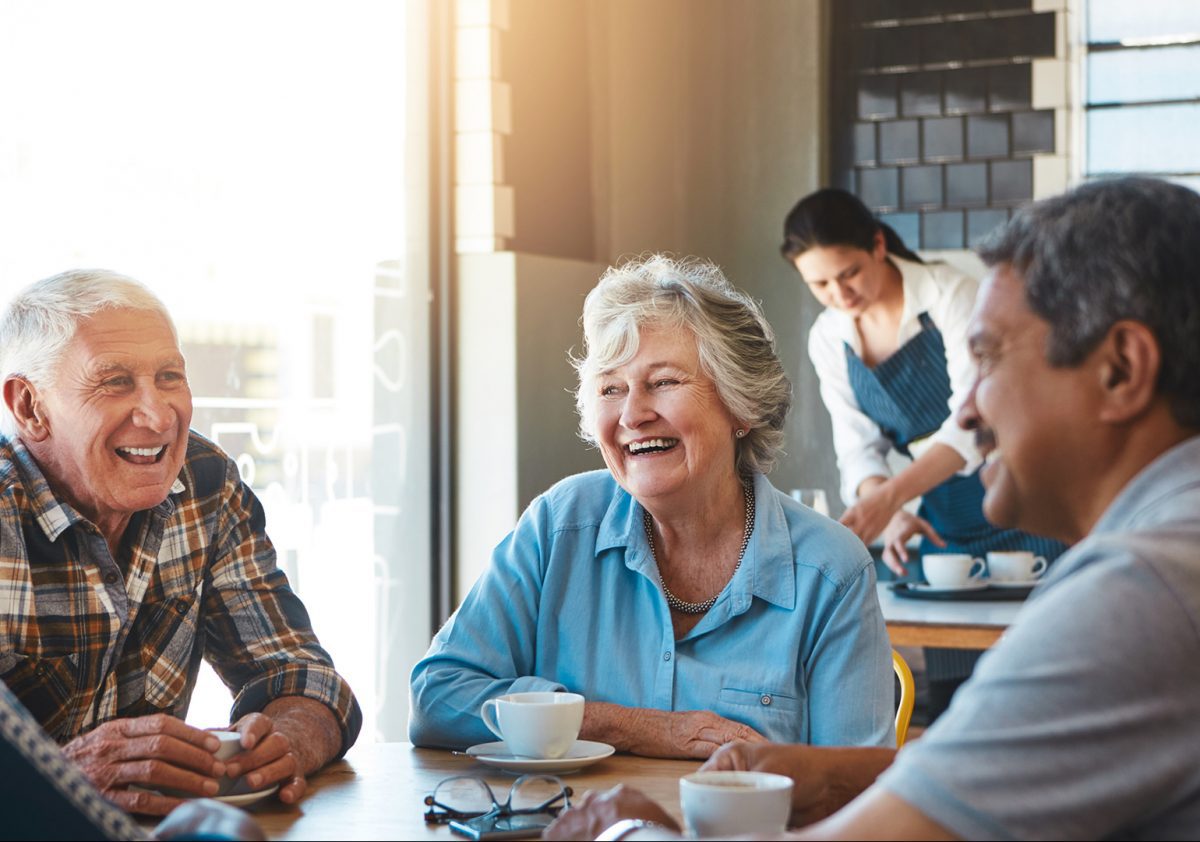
left=223, top=712, right=305, bottom=804
left=544, top=785, right=679, bottom=841
left=62, top=714, right=225, bottom=816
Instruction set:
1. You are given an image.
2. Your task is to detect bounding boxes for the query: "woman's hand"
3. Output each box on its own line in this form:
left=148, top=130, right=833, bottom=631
left=838, top=484, right=901, bottom=545
left=582, top=702, right=767, bottom=759
left=879, top=510, right=945, bottom=576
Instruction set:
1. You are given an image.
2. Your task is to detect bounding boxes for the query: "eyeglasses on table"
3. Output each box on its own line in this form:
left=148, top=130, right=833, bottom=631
left=423, top=773, right=573, bottom=825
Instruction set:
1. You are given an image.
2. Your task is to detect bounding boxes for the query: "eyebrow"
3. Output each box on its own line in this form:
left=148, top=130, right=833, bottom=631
left=88, top=356, right=186, bottom=377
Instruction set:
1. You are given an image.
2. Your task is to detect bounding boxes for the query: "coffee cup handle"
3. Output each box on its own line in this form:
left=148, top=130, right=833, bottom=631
left=480, top=699, right=505, bottom=740
left=969, top=558, right=986, bottom=581
left=1031, top=556, right=1048, bottom=578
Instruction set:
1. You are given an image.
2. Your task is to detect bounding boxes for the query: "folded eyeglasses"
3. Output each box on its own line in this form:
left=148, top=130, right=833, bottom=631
left=424, top=773, right=573, bottom=825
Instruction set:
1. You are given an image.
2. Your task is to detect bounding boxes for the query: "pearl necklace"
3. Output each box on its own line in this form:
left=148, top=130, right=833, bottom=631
left=643, top=484, right=755, bottom=615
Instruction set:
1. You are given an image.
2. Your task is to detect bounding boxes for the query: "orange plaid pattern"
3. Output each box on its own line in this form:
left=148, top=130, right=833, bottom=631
left=0, top=432, right=361, bottom=752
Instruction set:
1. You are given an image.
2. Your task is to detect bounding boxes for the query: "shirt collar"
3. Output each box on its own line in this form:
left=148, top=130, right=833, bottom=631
left=594, top=472, right=795, bottom=610
left=6, top=434, right=187, bottom=541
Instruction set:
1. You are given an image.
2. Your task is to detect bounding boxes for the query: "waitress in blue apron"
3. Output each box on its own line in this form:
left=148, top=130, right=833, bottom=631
left=780, top=188, right=1066, bottom=717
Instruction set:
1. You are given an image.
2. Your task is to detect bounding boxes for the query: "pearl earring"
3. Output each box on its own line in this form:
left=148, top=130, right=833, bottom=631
left=735, top=429, right=746, bottom=438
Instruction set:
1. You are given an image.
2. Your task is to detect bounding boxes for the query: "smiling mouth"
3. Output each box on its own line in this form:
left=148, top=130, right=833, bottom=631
left=626, top=438, right=679, bottom=455
left=116, top=445, right=168, bottom=465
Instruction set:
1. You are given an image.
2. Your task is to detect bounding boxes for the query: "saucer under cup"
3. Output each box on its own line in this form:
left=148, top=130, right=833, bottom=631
left=680, top=771, right=793, bottom=838
left=480, top=691, right=584, bottom=760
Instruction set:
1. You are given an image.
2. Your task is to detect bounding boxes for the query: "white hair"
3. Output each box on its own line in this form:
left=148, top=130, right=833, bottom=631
left=573, top=254, right=792, bottom=477
left=0, top=268, right=177, bottom=434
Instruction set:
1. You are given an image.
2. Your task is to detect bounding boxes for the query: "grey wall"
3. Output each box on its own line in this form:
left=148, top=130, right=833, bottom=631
left=501, top=0, right=840, bottom=510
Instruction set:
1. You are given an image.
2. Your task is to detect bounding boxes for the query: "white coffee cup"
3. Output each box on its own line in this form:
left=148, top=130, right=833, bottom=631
left=922, top=553, right=986, bottom=589
left=211, top=730, right=245, bottom=795
left=986, top=551, right=1048, bottom=583
left=680, top=771, right=794, bottom=837
left=480, top=691, right=584, bottom=759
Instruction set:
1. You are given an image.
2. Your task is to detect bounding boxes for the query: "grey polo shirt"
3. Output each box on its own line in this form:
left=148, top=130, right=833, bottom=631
left=878, top=435, right=1200, bottom=840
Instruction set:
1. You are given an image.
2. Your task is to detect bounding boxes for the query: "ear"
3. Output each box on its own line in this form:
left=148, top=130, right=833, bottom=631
left=1095, top=320, right=1161, bottom=423
left=3, top=376, right=50, bottom=442
left=872, top=229, right=888, bottom=261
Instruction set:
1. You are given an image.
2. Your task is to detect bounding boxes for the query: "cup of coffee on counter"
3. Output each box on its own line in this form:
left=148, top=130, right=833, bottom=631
left=680, top=771, right=794, bottom=837
left=986, top=551, right=1048, bottom=584
left=922, top=553, right=986, bottom=589
left=480, top=691, right=584, bottom=759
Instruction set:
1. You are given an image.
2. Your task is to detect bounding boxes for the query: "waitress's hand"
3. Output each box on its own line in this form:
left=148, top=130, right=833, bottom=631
left=839, top=486, right=900, bottom=546
left=880, top=510, right=945, bottom=575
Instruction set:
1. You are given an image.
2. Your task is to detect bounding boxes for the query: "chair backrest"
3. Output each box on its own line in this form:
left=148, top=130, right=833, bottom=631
left=892, top=649, right=915, bottom=747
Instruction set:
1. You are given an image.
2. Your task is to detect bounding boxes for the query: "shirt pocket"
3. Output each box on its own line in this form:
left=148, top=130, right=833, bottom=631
left=719, top=686, right=801, bottom=714
left=137, top=582, right=203, bottom=709
left=0, top=653, right=81, bottom=741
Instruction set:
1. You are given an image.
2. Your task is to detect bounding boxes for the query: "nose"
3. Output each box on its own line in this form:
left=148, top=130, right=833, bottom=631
left=131, top=383, right=175, bottom=433
left=618, top=388, right=657, bottom=430
left=957, top=377, right=980, bottom=432
left=833, top=278, right=855, bottom=307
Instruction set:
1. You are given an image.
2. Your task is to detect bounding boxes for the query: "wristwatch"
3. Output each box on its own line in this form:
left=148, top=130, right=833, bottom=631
left=596, top=818, right=667, bottom=841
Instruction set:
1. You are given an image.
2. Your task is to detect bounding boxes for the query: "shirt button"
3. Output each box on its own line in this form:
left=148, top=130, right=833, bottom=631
left=174, top=599, right=189, bottom=615
left=760, top=695, right=772, bottom=706
left=663, top=652, right=672, bottom=661
left=103, top=572, right=118, bottom=585
left=34, top=662, right=46, bottom=677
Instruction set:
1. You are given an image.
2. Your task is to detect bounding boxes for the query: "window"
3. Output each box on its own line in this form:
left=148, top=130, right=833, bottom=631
left=0, top=0, right=435, bottom=741
left=1082, top=0, right=1200, bottom=192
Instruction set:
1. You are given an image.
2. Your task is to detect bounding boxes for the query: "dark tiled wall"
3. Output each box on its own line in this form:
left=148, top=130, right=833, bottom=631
left=831, top=1, right=1056, bottom=250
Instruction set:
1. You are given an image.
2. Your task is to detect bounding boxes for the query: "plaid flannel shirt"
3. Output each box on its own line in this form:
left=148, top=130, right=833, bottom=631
left=0, top=431, right=362, bottom=752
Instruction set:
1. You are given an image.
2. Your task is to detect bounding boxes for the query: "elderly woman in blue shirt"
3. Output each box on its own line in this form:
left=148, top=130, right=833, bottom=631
left=409, top=254, right=894, bottom=758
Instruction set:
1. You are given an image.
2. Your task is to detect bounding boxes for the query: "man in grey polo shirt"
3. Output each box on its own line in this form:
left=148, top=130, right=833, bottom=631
left=546, top=179, right=1200, bottom=841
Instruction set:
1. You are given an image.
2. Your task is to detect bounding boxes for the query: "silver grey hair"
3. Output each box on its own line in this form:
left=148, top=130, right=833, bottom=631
left=574, top=254, right=792, bottom=477
left=0, top=269, right=177, bottom=433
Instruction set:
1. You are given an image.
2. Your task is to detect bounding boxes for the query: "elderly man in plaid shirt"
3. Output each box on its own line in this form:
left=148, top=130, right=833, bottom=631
left=0, top=269, right=361, bottom=816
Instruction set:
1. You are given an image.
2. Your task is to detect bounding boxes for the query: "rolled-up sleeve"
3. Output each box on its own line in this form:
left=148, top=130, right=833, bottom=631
left=202, top=466, right=362, bottom=756
left=409, top=496, right=566, bottom=749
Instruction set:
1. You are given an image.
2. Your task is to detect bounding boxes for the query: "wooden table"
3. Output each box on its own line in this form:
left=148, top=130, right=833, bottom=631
left=877, top=582, right=1025, bottom=649
left=240, top=742, right=698, bottom=840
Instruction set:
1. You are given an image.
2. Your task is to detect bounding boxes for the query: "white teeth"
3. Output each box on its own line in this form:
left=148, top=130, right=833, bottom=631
left=117, top=446, right=165, bottom=457
left=628, top=438, right=677, bottom=454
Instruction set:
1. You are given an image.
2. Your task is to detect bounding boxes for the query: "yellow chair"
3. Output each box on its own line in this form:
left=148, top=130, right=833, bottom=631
left=893, top=649, right=915, bottom=747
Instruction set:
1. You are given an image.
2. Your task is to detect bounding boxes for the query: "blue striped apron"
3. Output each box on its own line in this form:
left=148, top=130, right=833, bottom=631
left=846, top=312, right=1067, bottom=678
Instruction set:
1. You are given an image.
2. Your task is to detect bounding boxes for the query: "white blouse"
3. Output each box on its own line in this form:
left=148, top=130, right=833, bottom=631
left=807, top=255, right=983, bottom=506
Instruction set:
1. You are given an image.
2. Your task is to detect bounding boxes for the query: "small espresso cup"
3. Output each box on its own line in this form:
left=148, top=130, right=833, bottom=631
left=210, top=730, right=245, bottom=795
left=680, top=771, right=794, bottom=837
left=986, top=551, right=1048, bottom=584
left=922, top=553, right=986, bottom=589
left=480, top=691, right=584, bottom=759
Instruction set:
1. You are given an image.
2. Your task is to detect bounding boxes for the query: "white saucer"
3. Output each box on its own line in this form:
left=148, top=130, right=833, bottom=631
left=988, top=580, right=1041, bottom=589
left=213, top=784, right=279, bottom=808
left=912, top=581, right=988, bottom=593
left=130, top=783, right=279, bottom=808
left=465, top=740, right=615, bottom=774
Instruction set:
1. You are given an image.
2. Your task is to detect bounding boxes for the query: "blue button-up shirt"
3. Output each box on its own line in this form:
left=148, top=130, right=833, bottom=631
left=410, top=471, right=894, bottom=749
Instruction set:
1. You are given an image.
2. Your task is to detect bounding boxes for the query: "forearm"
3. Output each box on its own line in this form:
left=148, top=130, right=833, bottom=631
left=581, top=701, right=660, bottom=754
left=870, top=445, right=965, bottom=508
left=793, top=747, right=898, bottom=827
left=854, top=475, right=888, bottom=500
left=263, top=696, right=342, bottom=774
